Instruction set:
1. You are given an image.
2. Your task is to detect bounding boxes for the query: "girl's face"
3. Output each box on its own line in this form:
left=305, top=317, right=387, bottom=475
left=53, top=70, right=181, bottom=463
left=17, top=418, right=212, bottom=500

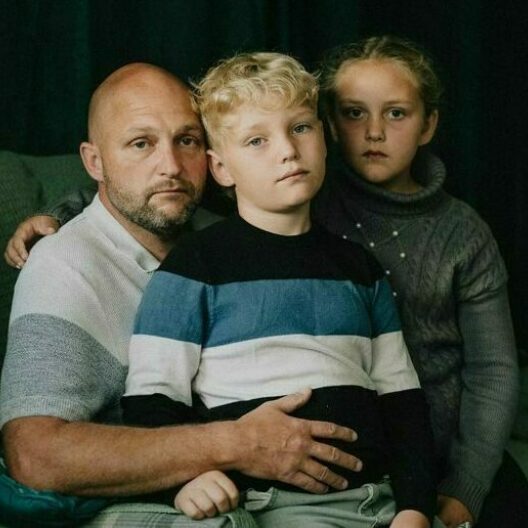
left=329, top=59, right=438, bottom=193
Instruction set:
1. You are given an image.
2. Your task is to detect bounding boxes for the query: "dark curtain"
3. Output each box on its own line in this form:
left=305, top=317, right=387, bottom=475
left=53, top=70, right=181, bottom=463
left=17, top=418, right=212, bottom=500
left=1, top=0, right=527, bottom=349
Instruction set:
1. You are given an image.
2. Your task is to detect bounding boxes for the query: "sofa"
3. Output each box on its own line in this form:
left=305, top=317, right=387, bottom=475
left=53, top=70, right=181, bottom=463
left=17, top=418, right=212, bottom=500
left=0, top=149, right=528, bottom=524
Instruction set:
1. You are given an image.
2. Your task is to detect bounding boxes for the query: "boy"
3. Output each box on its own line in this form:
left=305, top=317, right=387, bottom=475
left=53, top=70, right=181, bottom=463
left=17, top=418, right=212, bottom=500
left=122, top=52, right=437, bottom=528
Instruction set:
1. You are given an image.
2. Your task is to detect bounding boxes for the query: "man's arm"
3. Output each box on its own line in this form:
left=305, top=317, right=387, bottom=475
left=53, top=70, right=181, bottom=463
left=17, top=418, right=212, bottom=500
left=3, top=388, right=359, bottom=496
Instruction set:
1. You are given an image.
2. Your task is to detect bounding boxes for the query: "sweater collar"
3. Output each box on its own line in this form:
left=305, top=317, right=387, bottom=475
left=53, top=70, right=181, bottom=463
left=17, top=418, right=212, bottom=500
left=330, top=149, right=449, bottom=217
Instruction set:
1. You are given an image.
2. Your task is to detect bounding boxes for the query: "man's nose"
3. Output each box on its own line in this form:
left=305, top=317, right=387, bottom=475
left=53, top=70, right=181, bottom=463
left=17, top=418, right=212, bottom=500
left=159, top=144, right=183, bottom=177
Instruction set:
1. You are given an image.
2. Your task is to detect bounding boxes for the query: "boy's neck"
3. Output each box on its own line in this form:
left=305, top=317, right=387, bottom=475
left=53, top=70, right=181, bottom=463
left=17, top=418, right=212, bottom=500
left=237, top=203, right=312, bottom=236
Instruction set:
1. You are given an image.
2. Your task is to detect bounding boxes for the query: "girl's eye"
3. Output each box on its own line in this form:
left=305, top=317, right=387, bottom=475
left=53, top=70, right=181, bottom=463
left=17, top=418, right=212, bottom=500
left=388, top=108, right=406, bottom=119
left=292, top=123, right=311, bottom=134
left=342, top=107, right=364, bottom=120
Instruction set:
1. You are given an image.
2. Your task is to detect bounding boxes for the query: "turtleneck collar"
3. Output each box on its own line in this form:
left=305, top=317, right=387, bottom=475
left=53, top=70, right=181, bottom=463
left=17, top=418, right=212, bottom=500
left=328, top=149, right=449, bottom=217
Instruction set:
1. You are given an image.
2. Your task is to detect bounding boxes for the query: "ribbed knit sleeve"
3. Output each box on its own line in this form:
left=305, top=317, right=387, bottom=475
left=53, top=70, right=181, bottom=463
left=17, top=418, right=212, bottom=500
left=41, top=187, right=97, bottom=225
left=438, top=286, right=519, bottom=518
left=437, top=215, right=518, bottom=519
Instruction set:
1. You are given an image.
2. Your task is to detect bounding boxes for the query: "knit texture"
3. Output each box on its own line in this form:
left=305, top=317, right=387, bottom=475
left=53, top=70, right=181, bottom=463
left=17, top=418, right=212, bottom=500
left=313, top=150, right=519, bottom=519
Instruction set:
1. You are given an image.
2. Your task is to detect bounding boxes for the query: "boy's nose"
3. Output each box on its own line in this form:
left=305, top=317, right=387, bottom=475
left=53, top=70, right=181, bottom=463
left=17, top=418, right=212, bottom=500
left=279, top=136, right=299, bottom=162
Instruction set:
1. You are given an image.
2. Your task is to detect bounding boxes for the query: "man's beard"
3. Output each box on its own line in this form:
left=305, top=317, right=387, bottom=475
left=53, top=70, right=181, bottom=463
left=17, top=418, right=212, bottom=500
left=104, top=176, right=202, bottom=240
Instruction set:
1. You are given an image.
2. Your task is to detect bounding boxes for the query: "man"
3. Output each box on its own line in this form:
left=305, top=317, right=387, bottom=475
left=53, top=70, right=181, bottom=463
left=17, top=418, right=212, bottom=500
left=0, top=63, right=360, bottom=525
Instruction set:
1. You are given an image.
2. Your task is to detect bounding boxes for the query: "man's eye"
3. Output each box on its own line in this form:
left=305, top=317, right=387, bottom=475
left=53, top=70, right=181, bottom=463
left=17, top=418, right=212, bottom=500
left=132, top=140, right=149, bottom=149
left=179, top=136, right=201, bottom=147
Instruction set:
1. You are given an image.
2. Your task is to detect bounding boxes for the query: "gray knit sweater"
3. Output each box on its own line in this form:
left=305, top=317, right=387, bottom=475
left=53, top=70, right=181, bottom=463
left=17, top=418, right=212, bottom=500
left=314, top=150, right=519, bottom=519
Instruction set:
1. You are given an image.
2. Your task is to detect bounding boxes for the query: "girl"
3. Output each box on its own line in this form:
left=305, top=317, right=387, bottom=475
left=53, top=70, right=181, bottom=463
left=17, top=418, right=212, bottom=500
left=313, top=35, right=526, bottom=528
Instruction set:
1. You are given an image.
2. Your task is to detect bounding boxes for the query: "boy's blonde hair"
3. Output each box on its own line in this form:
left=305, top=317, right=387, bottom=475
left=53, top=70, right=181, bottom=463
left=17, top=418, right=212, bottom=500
left=193, top=52, right=319, bottom=149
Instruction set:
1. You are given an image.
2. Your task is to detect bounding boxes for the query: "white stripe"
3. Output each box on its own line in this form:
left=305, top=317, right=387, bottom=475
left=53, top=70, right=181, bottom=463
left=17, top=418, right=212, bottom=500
left=194, top=334, right=376, bottom=408
left=371, top=331, right=421, bottom=395
left=125, top=334, right=201, bottom=406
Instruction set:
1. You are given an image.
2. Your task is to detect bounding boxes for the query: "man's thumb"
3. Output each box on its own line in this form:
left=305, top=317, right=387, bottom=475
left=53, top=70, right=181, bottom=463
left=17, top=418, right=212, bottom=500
left=272, top=387, right=312, bottom=414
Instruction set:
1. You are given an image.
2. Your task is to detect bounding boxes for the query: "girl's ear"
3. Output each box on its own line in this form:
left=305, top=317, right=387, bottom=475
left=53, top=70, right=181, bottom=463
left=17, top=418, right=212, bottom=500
left=79, top=142, right=104, bottom=183
left=327, top=117, right=339, bottom=143
left=207, top=149, right=235, bottom=188
left=419, top=110, right=439, bottom=146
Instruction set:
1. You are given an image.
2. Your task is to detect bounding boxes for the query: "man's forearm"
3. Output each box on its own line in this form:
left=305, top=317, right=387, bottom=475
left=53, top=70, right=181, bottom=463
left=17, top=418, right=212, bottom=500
left=3, top=416, right=241, bottom=496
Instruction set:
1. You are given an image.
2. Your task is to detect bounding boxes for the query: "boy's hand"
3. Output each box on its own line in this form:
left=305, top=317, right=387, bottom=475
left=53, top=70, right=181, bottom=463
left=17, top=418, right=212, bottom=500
left=437, top=495, right=473, bottom=528
left=4, top=215, right=59, bottom=268
left=390, top=509, right=430, bottom=528
left=175, top=470, right=239, bottom=520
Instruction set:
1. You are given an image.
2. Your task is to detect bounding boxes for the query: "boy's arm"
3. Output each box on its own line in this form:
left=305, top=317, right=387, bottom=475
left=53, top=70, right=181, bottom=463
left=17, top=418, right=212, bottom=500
left=369, top=278, right=437, bottom=523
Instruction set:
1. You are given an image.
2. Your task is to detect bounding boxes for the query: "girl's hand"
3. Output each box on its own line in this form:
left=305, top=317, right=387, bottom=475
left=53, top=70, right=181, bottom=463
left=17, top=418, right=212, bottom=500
left=174, top=470, right=239, bottom=520
left=437, top=494, right=474, bottom=528
left=4, top=215, right=59, bottom=268
left=390, top=509, right=430, bottom=528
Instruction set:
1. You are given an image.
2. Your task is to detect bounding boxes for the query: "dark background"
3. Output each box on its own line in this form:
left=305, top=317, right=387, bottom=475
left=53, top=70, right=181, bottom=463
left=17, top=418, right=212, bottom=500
left=0, top=0, right=527, bottom=350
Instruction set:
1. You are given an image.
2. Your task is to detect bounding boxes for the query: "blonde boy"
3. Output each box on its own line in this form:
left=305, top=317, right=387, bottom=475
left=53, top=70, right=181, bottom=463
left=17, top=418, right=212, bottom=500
left=122, top=53, right=438, bottom=528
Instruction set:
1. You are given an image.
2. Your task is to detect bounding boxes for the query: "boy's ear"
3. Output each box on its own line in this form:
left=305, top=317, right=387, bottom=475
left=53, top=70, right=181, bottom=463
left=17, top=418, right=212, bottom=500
left=80, top=142, right=104, bottom=183
left=207, top=149, right=235, bottom=188
left=419, top=110, right=439, bottom=146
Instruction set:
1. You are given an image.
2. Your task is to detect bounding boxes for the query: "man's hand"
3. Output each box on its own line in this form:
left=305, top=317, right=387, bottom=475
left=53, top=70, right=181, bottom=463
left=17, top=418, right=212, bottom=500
left=235, top=388, right=362, bottom=494
left=437, top=494, right=473, bottom=528
left=175, top=471, right=239, bottom=520
left=390, top=509, right=430, bottom=528
left=4, top=215, right=59, bottom=268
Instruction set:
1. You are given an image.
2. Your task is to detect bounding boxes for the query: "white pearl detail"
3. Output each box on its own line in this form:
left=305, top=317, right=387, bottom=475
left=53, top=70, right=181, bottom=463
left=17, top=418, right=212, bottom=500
left=400, top=252, right=406, bottom=258
left=385, top=270, right=391, bottom=275
left=356, top=222, right=362, bottom=229
left=392, top=230, right=399, bottom=237
left=393, top=291, right=398, bottom=297
left=369, top=242, right=375, bottom=248
left=342, top=234, right=348, bottom=240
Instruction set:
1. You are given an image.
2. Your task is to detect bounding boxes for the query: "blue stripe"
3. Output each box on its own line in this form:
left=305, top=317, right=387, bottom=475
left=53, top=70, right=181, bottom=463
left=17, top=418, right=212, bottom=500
left=135, top=272, right=402, bottom=346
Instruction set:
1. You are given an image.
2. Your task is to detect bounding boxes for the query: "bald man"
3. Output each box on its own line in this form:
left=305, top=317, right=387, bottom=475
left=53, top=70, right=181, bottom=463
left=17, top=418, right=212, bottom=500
left=0, top=64, right=360, bottom=525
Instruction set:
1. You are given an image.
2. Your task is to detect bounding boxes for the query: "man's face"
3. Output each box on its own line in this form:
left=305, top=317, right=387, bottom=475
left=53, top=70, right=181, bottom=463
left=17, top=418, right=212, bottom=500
left=96, top=78, right=207, bottom=238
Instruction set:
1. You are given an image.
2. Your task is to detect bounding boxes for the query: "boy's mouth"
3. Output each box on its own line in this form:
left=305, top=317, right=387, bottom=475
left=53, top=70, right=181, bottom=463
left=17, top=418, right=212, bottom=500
left=277, top=169, right=308, bottom=182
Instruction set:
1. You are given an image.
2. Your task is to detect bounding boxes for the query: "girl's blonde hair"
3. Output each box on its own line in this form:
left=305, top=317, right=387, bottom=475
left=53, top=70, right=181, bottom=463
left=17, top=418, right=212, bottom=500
left=319, top=35, right=443, bottom=118
left=193, top=52, right=319, bottom=149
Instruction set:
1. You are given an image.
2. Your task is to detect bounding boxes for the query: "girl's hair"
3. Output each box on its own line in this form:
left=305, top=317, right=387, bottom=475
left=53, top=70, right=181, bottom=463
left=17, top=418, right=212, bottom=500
left=193, top=52, right=318, bottom=150
left=319, top=35, right=443, bottom=118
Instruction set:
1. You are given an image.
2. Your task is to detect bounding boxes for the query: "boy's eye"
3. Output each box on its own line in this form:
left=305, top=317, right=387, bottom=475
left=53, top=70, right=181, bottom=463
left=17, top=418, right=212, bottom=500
left=292, top=123, right=312, bottom=134
left=387, top=108, right=406, bottom=119
left=248, top=137, right=264, bottom=147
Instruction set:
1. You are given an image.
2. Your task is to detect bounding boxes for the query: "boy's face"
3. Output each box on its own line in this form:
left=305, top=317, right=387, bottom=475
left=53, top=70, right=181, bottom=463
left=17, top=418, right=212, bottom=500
left=330, top=59, right=437, bottom=193
left=208, top=99, right=326, bottom=225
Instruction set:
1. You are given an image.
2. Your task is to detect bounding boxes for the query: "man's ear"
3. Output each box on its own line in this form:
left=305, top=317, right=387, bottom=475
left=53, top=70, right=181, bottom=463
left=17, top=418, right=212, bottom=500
left=419, top=110, right=439, bottom=146
left=79, top=142, right=104, bottom=183
left=207, top=149, right=235, bottom=188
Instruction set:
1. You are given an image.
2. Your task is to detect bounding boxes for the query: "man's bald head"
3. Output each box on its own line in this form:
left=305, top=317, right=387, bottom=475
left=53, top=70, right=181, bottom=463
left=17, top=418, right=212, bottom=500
left=87, top=63, right=190, bottom=144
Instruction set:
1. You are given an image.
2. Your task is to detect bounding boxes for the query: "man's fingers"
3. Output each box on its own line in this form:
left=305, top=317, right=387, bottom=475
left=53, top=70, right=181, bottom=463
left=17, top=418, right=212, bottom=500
left=309, top=439, right=362, bottom=472
left=284, top=470, right=329, bottom=494
left=267, top=388, right=312, bottom=414
left=307, top=419, right=358, bottom=442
